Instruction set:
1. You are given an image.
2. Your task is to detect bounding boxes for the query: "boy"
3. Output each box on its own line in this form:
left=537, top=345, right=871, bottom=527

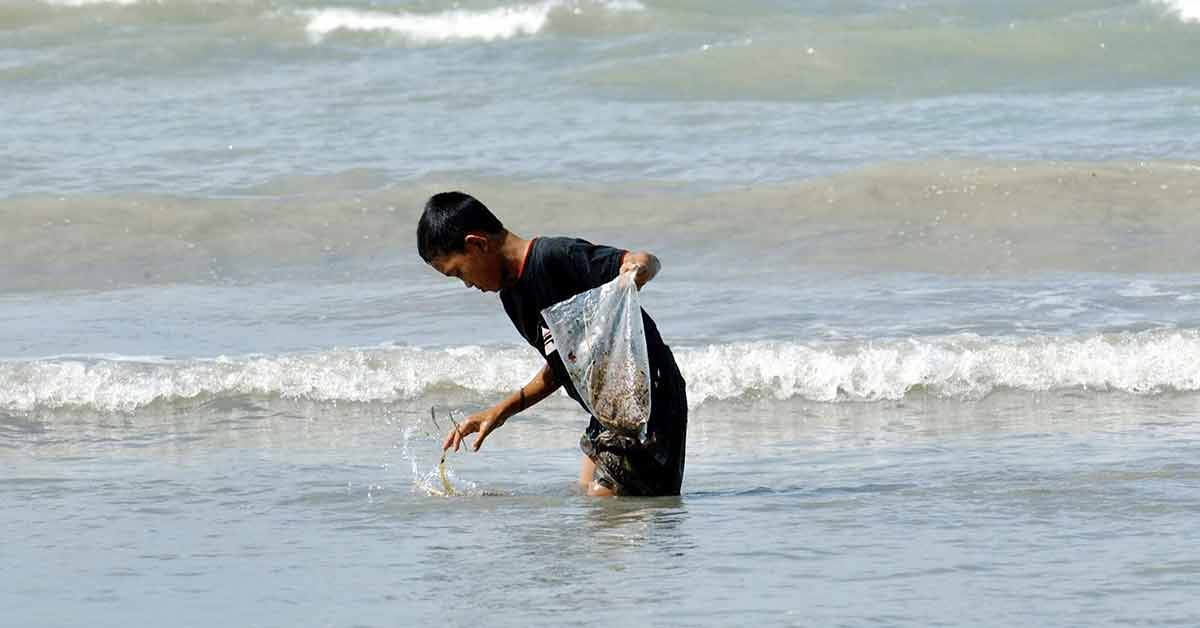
left=417, top=191, right=687, bottom=496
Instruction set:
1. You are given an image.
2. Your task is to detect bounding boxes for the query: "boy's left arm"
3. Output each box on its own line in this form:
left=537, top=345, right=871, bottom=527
left=620, top=250, right=660, bottom=289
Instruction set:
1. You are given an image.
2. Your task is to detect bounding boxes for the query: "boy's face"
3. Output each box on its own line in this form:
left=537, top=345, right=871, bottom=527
left=430, top=234, right=503, bottom=293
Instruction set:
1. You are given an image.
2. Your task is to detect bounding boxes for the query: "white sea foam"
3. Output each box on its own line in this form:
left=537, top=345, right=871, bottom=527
left=301, top=0, right=643, bottom=44
left=302, top=3, right=557, bottom=45
left=0, top=346, right=541, bottom=413
left=680, top=332, right=1200, bottom=404
left=4, top=331, right=1200, bottom=413
left=1117, top=280, right=1179, bottom=298
left=1152, top=0, right=1200, bottom=22
left=44, top=0, right=143, bottom=6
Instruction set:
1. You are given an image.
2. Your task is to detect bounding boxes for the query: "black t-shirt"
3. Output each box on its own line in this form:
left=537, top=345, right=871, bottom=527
left=500, top=236, right=684, bottom=437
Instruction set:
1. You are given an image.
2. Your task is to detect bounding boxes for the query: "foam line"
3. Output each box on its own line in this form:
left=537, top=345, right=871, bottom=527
left=301, top=3, right=560, bottom=44
left=5, top=331, right=1200, bottom=413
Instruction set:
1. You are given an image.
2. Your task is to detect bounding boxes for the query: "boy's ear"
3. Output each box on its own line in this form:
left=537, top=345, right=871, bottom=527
left=463, top=233, right=489, bottom=252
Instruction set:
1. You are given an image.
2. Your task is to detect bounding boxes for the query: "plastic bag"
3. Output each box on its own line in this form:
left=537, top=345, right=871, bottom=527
left=541, top=271, right=651, bottom=438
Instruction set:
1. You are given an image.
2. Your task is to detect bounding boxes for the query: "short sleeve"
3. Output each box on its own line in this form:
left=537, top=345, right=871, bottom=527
left=565, top=239, right=626, bottom=291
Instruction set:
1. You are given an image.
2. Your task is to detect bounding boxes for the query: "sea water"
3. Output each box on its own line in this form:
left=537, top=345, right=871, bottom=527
left=3, top=1, right=1200, bottom=626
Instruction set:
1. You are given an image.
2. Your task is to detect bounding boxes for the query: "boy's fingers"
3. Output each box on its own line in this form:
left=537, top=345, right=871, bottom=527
left=458, top=421, right=481, bottom=452
left=439, top=414, right=495, bottom=452
left=474, top=416, right=508, bottom=451
left=472, top=425, right=491, bottom=452
left=443, top=424, right=466, bottom=452
left=468, top=427, right=487, bottom=451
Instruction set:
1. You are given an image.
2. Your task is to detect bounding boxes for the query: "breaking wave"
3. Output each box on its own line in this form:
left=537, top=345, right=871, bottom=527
left=301, top=4, right=556, bottom=45
left=41, top=0, right=143, bottom=6
left=4, top=330, right=1200, bottom=413
left=15, top=0, right=646, bottom=46
left=300, top=0, right=644, bottom=44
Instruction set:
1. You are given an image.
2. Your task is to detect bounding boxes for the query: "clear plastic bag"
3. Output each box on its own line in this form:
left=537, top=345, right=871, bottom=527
left=541, top=271, right=651, bottom=438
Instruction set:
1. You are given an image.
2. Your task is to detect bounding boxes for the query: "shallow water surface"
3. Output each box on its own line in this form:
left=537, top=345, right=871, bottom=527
left=4, top=0, right=1200, bottom=625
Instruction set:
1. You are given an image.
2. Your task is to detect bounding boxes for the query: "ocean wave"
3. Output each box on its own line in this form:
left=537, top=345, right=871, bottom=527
left=15, top=0, right=646, bottom=44
left=4, top=331, right=1200, bottom=413
left=301, top=4, right=555, bottom=45
left=300, top=0, right=643, bottom=45
left=6, top=161, right=1199, bottom=292
left=0, top=346, right=540, bottom=413
left=590, top=8, right=1200, bottom=100
left=682, top=332, right=1200, bottom=405
left=43, top=0, right=143, bottom=6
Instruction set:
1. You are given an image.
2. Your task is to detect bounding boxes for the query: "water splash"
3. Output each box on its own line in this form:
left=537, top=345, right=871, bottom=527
left=398, top=417, right=477, bottom=497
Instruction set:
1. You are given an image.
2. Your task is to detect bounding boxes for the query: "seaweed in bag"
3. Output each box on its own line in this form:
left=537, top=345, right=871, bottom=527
left=541, top=271, right=652, bottom=439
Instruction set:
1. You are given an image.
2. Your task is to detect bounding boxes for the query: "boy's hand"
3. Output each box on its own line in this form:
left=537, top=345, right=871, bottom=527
left=442, top=408, right=506, bottom=453
left=620, top=251, right=660, bottom=289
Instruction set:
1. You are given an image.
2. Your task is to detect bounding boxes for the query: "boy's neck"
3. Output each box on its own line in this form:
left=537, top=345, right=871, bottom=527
left=500, top=231, right=530, bottom=288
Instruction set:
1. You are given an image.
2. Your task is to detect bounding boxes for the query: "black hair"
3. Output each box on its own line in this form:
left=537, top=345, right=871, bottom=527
left=417, top=191, right=505, bottom=263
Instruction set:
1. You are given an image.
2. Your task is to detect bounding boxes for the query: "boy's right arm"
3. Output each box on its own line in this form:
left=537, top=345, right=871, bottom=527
left=442, top=362, right=561, bottom=452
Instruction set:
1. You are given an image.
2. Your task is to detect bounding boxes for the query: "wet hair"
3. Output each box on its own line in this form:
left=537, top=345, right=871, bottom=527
left=417, top=191, right=505, bottom=263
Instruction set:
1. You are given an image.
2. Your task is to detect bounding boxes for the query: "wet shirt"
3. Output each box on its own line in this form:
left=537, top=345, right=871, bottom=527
left=499, top=236, right=684, bottom=437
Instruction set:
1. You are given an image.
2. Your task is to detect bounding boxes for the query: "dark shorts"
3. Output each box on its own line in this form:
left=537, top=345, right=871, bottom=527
left=580, top=426, right=686, bottom=496
left=580, top=361, right=687, bottom=497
